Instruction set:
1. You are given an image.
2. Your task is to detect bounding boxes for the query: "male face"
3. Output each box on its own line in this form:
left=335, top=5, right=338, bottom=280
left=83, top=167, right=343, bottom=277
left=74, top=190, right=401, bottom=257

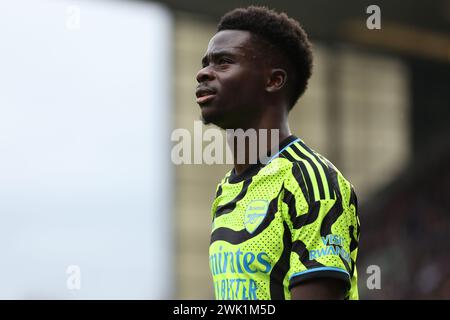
left=195, top=30, right=268, bottom=129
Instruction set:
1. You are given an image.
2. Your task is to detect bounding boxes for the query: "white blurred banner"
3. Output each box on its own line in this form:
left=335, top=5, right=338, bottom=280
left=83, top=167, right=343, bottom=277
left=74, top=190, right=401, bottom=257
left=0, top=0, right=173, bottom=299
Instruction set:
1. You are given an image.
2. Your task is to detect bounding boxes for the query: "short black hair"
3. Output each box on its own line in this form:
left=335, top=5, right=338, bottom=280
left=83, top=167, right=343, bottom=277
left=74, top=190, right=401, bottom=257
left=217, top=6, right=313, bottom=110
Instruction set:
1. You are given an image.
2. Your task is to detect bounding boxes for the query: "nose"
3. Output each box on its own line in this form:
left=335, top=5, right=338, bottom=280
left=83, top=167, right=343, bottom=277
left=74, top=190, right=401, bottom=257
left=196, top=66, right=215, bottom=83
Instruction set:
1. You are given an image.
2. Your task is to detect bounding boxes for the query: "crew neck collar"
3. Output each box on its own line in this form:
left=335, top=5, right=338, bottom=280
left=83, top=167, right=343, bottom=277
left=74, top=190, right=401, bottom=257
left=227, top=135, right=298, bottom=184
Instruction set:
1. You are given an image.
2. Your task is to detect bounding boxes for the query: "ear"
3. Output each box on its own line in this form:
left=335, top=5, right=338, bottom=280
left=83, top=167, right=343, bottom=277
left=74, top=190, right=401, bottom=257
left=265, top=68, right=287, bottom=93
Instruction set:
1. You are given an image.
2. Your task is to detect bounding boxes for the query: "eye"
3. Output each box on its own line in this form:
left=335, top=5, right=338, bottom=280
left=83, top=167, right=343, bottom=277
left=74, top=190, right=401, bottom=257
left=218, top=58, right=232, bottom=65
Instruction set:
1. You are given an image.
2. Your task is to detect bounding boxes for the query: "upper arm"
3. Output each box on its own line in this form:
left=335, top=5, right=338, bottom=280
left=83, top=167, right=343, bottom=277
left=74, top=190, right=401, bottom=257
left=290, top=277, right=347, bottom=300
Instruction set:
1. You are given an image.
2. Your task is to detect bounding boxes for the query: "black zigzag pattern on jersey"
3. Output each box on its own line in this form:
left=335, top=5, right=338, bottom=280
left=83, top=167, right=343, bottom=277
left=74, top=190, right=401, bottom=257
left=356, top=220, right=361, bottom=239
left=269, top=221, right=291, bottom=300
left=215, top=184, right=223, bottom=198
left=349, top=187, right=358, bottom=209
left=349, top=187, right=359, bottom=277
left=214, top=178, right=252, bottom=219
left=282, top=188, right=297, bottom=225
left=349, top=187, right=360, bottom=239
left=291, top=239, right=325, bottom=270
left=318, top=191, right=352, bottom=274
left=294, top=140, right=336, bottom=200
left=349, top=225, right=358, bottom=276
left=290, top=143, right=325, bottom=199
left=350, top=259, right=356, bottom=280
left=210, top=189, right=280, bottom=245
left=291, top=162, right=310, bottom=204
left=282, top=182, right=314, bottom=230
left=290, top=198, right=321, bottom=230
left=320, top=198, right=344, bottom=236
left=349, top=225, right=358, bottom=252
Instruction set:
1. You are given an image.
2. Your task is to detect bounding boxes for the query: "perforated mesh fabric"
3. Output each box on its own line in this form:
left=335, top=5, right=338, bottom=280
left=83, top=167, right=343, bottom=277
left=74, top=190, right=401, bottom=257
left=209, top=140, right=360, bottom=300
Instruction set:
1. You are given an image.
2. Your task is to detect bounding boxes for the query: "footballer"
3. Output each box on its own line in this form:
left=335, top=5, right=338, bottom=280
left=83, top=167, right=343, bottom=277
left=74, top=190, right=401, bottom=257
left=195, top=6, right=360, bottom=300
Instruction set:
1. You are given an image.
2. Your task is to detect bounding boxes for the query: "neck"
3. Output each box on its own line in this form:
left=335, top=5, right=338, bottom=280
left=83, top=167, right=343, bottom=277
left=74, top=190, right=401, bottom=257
left=228, top=108, right=291, bottom=176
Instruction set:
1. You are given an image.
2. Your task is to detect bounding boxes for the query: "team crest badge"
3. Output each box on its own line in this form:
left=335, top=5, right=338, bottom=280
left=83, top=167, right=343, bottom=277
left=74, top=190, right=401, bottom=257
left=244, top=200, right=269, bottom=234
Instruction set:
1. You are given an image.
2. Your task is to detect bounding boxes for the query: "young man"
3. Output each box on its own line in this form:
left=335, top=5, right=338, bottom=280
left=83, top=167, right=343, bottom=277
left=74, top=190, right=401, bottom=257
left=195, top=6, right=360, bottom=300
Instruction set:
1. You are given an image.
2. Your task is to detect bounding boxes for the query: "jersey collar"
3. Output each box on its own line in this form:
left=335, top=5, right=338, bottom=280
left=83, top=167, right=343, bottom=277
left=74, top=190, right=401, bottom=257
left=227, top=135, right=298, bottom=184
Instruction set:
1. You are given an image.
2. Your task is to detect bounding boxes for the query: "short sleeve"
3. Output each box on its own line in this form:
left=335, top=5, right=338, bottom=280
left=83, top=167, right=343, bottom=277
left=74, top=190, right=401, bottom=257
left=282, top=164, right=355, bottom=292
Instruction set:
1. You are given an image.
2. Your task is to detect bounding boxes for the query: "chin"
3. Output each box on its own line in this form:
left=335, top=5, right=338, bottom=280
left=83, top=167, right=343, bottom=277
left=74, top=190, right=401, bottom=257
left=200, top=106, right=221, bottom=126
left=201, top=114, right=222, bottom=128
left=199, top=104, right=236, bottom=129
left=201, top=115, right=228, bottom=129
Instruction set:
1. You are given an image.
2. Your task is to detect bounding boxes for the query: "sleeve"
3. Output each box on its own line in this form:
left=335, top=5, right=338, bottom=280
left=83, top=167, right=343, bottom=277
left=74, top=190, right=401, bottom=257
left=282, top=162, right=356, bottom=291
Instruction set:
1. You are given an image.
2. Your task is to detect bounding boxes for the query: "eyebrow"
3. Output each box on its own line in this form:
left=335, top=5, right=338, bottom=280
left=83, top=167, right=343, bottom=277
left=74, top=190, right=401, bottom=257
left=201, top=48, right=243, bottom=66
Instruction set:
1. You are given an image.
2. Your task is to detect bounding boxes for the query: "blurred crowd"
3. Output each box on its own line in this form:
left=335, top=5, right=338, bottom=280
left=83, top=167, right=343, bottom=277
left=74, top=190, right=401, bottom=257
left=359, top=143, right=450, bottom=299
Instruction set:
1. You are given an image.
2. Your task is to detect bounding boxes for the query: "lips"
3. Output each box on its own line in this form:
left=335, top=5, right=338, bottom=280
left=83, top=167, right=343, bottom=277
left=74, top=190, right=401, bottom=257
left=196, top=87, right=217, bottom=105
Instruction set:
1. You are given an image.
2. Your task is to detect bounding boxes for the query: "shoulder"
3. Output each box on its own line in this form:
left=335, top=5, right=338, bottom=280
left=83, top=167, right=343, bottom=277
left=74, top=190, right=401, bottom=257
left=276, top=138, right=338, bottom=203
left=213, top=169, right=233, bottom=195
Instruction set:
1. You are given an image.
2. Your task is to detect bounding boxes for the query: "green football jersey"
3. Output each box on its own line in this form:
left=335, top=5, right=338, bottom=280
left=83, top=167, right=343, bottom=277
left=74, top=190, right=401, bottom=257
left=209, top=135, right=360, bottom=300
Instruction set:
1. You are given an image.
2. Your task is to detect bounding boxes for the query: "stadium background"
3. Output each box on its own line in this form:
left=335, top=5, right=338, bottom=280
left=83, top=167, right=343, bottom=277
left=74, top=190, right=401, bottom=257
left=172, top=0, right=450, bottom=299
left=0, top=0, right=448, bottom=299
